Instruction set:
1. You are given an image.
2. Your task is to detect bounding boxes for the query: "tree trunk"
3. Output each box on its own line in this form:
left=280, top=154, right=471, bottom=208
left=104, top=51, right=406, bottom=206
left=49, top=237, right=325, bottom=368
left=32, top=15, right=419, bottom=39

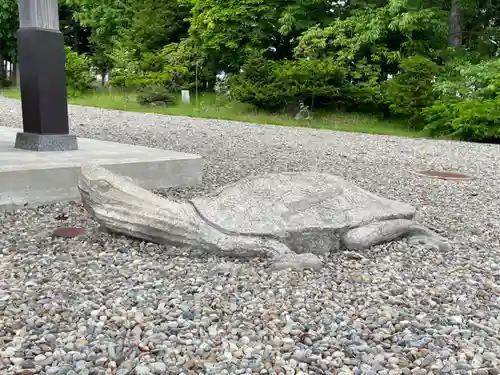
left=11, top=63, right=17, bottom=86
left=448, top=0, right=464, bottom=48
left=16, top=64, right=20, bottom=86
left=73, top=22, right=79, bottom=52
left=0, top=58, right=5, bottom=88
left=0, top=54, right=3, bottom=80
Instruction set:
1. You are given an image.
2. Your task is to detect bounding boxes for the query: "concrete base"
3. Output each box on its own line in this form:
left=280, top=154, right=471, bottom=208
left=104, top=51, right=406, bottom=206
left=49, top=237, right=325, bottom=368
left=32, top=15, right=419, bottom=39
left=15, top=132, right=78, bottom=151
left=0, top=127, right=203, bottom=211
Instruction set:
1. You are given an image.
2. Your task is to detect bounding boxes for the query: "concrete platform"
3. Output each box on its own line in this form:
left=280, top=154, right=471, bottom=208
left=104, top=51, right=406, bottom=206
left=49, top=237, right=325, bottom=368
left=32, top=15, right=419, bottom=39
left=0, top=127, right=203, bottom=211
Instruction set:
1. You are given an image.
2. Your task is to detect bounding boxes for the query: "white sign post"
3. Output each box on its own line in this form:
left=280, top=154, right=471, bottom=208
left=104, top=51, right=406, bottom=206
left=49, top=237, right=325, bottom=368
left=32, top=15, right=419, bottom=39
left=181, top=90, right=191, bottom=104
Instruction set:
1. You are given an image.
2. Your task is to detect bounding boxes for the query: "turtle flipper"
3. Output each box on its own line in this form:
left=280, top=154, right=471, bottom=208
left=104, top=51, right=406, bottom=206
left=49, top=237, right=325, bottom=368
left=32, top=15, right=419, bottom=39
left=205, top=232, right=322, bottom=270
left=343, top=219, right=451, bottom=251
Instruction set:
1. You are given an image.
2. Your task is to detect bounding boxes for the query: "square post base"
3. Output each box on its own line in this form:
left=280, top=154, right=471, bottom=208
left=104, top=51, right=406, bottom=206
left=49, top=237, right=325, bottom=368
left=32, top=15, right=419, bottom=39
left=15, top=132, right=78, bottom=151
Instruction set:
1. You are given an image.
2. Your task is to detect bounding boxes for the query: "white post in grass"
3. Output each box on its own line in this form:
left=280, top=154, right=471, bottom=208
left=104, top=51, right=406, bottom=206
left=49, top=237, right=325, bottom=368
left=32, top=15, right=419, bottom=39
left=181, top=90, right=191, bottom=104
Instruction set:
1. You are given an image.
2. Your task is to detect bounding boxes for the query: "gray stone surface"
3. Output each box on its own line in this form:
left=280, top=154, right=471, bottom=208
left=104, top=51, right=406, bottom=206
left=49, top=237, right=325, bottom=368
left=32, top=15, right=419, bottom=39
left=14, top=132, right=78, bottom=151
left=79, top=165, right=450, bottom=269
left=0, top=126, right=202, bottom=211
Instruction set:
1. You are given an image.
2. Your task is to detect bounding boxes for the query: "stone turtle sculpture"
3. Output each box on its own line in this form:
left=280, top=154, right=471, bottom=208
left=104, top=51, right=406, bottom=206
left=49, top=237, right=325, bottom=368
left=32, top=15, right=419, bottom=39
left=78, top=164, right=450, bottom=269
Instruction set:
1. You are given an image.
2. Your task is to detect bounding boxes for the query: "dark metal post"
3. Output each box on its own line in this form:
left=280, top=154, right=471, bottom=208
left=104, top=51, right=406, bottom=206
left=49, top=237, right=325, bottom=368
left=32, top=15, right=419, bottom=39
left=15, top=0, right=77, bottom=151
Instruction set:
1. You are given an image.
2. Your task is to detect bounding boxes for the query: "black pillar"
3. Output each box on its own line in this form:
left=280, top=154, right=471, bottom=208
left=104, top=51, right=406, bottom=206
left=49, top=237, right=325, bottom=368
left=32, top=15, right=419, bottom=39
left=15, top=0, right=77, bottom=151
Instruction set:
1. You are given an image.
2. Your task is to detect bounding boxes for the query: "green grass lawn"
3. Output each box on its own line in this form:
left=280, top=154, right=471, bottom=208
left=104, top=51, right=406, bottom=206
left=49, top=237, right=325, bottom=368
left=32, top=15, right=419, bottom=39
left=1, top=88, right=425, bottom=138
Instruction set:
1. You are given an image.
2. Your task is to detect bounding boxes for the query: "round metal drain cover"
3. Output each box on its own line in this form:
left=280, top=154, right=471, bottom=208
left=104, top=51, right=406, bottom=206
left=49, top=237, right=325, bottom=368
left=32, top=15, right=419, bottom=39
left=52, top=227, right=86, bottom=238
left=414, top=170, right=475, bottom=180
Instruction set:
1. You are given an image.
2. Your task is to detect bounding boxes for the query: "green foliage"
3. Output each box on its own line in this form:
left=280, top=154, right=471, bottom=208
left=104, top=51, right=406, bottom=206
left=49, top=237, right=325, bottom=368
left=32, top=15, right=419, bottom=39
left=161, top=39, right=215, bottom=90
left=433, top=58, right=500, bottom=100
left=108, top=43, right=189, bottom=92
left=137, top=85, right=177, bottom=106
left=110, top=68, right=189, bottom=95
left=64, top=0, right=135, bottom=73
left=64, top=0, right=134, bottom=46
left=294, top=0, right=447, bottom=112
left=65, top=0, right=193, bottom=76
left=64, top=47, right=94, bottom=96
left=294, top=1, right=448, bottom=61
left=118, top=0, right=190, bottom=52
left=1, top=77, right=12, bottom=87
left=229, top=56, right=345, bottom=112
left=0, top=0, right=18, bottom=61
left=423, top=98, right=500, bottom=142
left=189, top=0, right=334, bottom=70
left=384, top=56, right=441, bottom=127
left=59, top=3, right=91, bottom=55
left=49, top=0, right=500, bottom=142
left=110, top=71, right=173, bottom=89
left=461, top=0, right=500, bottom=56
left=422, top=58, right=500, bottom=141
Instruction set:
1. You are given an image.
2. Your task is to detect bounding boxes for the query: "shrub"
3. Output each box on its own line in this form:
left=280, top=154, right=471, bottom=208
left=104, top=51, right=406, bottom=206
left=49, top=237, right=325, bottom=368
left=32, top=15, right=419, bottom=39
left=110, top=70, right=174, bottom=89
left=229, top=56, right=346, bottom=112
left=383, top=56, right=441, bottom=128
left=1, top=78, right=13, bottom=88
left=433, top=58, right=500, bottom=100
left=64, top=47, right=94, bottom=96
left=161, top=40, right=215, bottom=90
left=423, top=98, right=500, bottom=142
left=109, top=42, right=192, bottom=91
left=422, top=58, right=500, bottom=142
left=137, top=84, right=177, bottom=106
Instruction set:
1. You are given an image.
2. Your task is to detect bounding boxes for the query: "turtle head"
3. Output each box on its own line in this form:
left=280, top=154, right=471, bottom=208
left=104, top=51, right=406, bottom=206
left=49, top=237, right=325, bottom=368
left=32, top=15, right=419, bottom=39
left=79, top=163, right=117, bottom=195
left=78, top=163, right=141, bottom=209
left=78, top=163, right=179, bottom=214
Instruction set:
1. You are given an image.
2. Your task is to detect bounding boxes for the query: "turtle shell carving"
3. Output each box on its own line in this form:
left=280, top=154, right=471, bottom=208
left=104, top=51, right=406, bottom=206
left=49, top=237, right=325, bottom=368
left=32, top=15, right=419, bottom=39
left=192, top=173, right=416, bottom=235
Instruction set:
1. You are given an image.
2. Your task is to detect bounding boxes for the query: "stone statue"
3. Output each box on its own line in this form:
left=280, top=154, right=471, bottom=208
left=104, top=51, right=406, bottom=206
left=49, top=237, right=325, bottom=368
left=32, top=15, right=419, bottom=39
left=78, top=164, right=450, bottom=270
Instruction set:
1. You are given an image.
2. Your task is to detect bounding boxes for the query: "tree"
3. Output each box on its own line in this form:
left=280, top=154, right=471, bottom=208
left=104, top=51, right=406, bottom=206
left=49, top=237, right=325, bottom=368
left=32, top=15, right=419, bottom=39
left=59, top=2, right=91, bottom=54
left=63, top=0, right=135, bottom=79
left=422, top=0, right=499, bottom=53
left=64, top=0, right=193, bottom=83
left=295, top=0, right=448, bottom=83
left=462, top=0, right=500, bottom=56
left=64, top=46, right=94, bottom=96
left=188, top=0, right=335, bottom=71
left=0, top=0, right=18, bottom=81
left=117, top=0, right=191, bottom=53
left=448, top=0, right=464, bottom=47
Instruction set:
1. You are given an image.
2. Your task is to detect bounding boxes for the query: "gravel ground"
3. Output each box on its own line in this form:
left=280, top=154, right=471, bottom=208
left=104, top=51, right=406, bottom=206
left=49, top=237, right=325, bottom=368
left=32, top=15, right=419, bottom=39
left=1, top=95, right=500, bottom=375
